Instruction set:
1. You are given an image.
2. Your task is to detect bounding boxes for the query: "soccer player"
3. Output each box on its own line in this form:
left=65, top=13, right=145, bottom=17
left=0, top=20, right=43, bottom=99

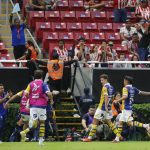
left=83, top=74, right=122, bottom=142
left=5, top=90, right=30, bottom=141
left=23, top=70, right=53, bottom=145
left=113, top=76, right=150, bottom=142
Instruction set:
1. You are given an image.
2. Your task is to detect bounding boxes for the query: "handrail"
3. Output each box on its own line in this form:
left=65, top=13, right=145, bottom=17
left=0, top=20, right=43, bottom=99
left=9, top=0, right=42, bottom=56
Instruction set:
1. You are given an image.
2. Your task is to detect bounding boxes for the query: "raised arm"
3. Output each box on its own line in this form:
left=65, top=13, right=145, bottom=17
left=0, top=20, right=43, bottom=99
left=9, top=13, right=13, bottom=27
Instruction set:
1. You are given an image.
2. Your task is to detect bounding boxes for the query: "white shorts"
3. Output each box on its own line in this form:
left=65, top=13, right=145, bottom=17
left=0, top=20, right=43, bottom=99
left=119, top=110, right=133, bottom=122
left=21, top=114, right=30, bottom=122
left=30, top=108, right=47, bottom=121
left=94, top=108, right=113, bottom=120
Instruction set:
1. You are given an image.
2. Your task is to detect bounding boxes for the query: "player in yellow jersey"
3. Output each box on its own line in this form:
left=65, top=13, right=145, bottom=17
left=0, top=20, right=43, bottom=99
left=83, top=74, right=122, bottom=142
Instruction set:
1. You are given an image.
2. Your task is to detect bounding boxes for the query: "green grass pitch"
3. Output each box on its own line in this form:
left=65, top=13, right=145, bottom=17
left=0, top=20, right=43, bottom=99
left=0, top=142, right=150, bottom=150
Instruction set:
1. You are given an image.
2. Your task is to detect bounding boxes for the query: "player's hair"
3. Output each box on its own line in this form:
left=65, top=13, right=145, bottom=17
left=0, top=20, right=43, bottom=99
left=0, top=83, right=4, bottom=87
left=34, top=70, right=43, bottom=79
left=124, top=76, right=133, bottom=84
left=89, top=105, right=96, bottom=109
left=114, top=91, right=121, bottom=98
left=100, top=74, right=109, bottom=81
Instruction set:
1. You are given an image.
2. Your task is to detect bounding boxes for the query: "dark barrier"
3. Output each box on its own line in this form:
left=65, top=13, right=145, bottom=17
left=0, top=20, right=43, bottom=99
left=92, top=68, right=150, bottom=103
left=0, top=68, right=31, bottom=94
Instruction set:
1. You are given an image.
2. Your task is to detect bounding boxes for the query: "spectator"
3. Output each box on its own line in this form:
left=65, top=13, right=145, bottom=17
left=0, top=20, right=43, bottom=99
left=82, top=105, right=96, bottom=132
left=120, top=19, right=138, bottom=45
left=9, top=14, right=26, bottom=60
left=79, top=88, right=95, bottom=116
left=113, top=53, right=131, bottom=68
left=74, top=37, right=90, bottom=61
left=54, top=40, right=68, bottom=61
left=128, top=33, right=140, bottom=56
left=130, top=55, right=142, bottom=68
left=89, top=44, right=99, bottom=61
left=135, top=0, right=150, bottom=22
left=0, top=84, right=13, bottom=143
left=138, top=25, right=150, bottom=61
left=113, top=0, right=128, bottom=23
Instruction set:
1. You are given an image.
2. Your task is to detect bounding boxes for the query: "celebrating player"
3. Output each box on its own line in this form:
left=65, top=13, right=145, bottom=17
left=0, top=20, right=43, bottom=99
left=113, top=76, right=150, bottom=143
left=22, top=70, right=53, bottom=145
left=5, top=90, right=30, bottom=141
left=83, top=74, right=122, bottom=142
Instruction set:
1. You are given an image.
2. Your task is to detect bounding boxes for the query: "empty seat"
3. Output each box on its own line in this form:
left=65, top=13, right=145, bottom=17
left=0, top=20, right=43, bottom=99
left=90, top=32, right=105, bottom=43
left=127, top=12, right=137, bottom=23
left=107, top=11, right=114, bottom=22
left=114, top=44, right=129, bottom=54
left=42, top=32, right=59, bottom=51
left=35, top=22, right=51, bottom=41
left=106, top=32, right=121, bottom=43
left=52, top=22, right=67, bottom=32
left=67, top=23, right=82, bottom=32
left=74, top=32, right=90, bottom=42
left=69, top=0, right=84, bottom=11
left=28, top=11, right=45, bottom=29
left=98, top=23, right=113, bottom=32
left=113, top=23, right=126, bottom=31
left=102, top=0, right=113, bottom=11
left=0, top=43, right=5, bottom=51
left=57, top=0, right=69, bottom=10
left=45, top=11, right=60, bottom=22
left=60, top=11, right=76, bottom=22
left=59, top=32, right=74, bottom=43
left=91, top=11, right=107, bottom=22
left=76, top=11, right=91, bottom=22
left=82, top=23, right=98, bottom=32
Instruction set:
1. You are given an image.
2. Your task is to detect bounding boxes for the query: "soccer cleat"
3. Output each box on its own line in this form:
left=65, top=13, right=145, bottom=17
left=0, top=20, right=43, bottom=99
left=145, top=124, right=150, bottom=137
left=82, top=138, right=92, bottom=142
left=0, top=140, right=2, bottom=144
left=20, top=131, right=26, bottom=142
left=112, top=139, right=120, bottom=143
left=39, top=137, right=44, bottom=146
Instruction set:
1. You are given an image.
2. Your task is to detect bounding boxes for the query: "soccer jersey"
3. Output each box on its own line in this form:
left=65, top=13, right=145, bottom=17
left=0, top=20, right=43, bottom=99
left=0, top=92, right=8, bottom=117
left=99, top=83, right=114, bottom=111
left=17, top=91, right=29, bottom=115
left=122, top=85, right=140, bottom=110
left=25, top=79, right=50, bottom=109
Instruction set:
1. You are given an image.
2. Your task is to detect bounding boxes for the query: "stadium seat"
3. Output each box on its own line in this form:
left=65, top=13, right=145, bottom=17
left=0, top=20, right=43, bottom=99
left=107, top=11, right=114, bottom=22
left=114, top=44, right=129, bottom=54
left=106, top=32, right=121, bottom=44
left=0, top=43, right=5, bottom=51
left=69, top=0, right=84, bottom=11
left=35, top=22, right=51, bottom=41
left=90, top=32, right=105, bottom=43
left=45, top=11, right=60, bottom=22
left=57, top=0, right=69, bottom=11
left=52, top=22, right=67, bottom=32
left=98, top=23, right=113, bottom=32
left=113, top=23, right=126, bottom=32
left=102, top=0, right=113, bottom=11
left=28, top=11, right=45, bottom=29
left=91, top=11, right=107, bottom=22
left=82, top=23, right=98, bottom=32
left=74, top=32, right=90, bottom=42
left=59, top=32, right=74, bottom=43
left=76, top=11, right=91, bottom=22
left=42, top=32, right=59, bottom=51
left=67, top=23, right=82, bottom=32
left=127, top=12, right=137, bottom=23
left=60, top=11, right=76, bottom=22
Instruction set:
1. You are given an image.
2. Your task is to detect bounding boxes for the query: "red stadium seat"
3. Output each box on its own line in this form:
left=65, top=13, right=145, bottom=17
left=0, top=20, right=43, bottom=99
left=82, top=23, right=98, bottom=32
left=90, top=32, right=105, bottom=43
left=45, top=11, right=60, bottom=22
left=127, top=12, right=137, bottom=23
left=52, top=22, right=67, bottom=32
left=35, top=22, right=51, bottom=41
left=57, top=0, right=69, bottom=11
left=107, top=11, right=114, bottom=22
left=102, top=0, right=113, bottom=11
left=59, top=32, right=74, bottom=43
left=28, top=11, right=45, bottom=29
left=98, top=23, right=113, bottom=32
left=91, top=11, right=107, bottom=22
left=0, top=43, right=5, bottom=51
left=42, top=32, right=59, bottom=51
left=113, top=23, right=126, bottom=32
left=76, top=11, right=91, bottom=22
left=60, top=11, right=76, bottom=22
left=114, top=44, right=129, bottom=54
left=67, top=23, right=82, bottom=32
left=106, top=32, right=121, bottom=43
left=74, top=32, right=90, bottom=42
left=69, top=0, right=84, bottom=11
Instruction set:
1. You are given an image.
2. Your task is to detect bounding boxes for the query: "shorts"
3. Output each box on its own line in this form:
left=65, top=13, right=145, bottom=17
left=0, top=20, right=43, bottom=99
left=94, top=108, right=113, bottom=120
left=30, top=108, right=47, bottom=121
left=119, top=109, right=133, bottom=122
left=21, top=113, right=30, bottom=122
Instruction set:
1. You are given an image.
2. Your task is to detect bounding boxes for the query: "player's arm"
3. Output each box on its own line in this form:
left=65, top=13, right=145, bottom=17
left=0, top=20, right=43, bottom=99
left=24, top=84, right=30, bottom=98
left=139, top=91, right=150, bottom=96
left=82, top=119, right=88, bottom=131
left=0, top=94, right=9, bottom=104
left=103, top=87, right=109, bottom=112
left=114, top=87, right=128, bottom=103
left=9, top=13, right=13, bottom=27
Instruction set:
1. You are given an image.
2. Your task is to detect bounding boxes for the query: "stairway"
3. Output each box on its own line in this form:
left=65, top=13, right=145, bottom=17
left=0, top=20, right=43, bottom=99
left=50, top=97, right=82, bottom=141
